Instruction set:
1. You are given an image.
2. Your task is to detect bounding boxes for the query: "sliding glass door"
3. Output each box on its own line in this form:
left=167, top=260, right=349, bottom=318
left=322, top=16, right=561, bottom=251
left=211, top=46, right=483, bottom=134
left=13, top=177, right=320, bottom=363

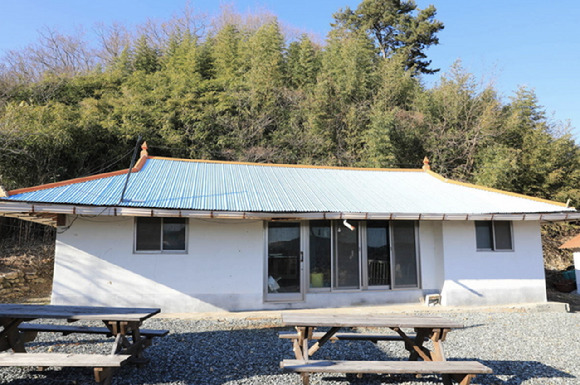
left=334, top=220, right=360, bottom=289
left=391, top=221, right=418, bottom=288
left=265, top=220, right=419, bottom=301
left=266, top=222, right=303, bottom=301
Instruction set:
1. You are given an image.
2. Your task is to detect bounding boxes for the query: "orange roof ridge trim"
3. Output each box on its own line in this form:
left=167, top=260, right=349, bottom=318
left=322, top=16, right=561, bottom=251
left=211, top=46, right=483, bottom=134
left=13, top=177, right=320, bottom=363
left=148, top=156, right=425, bottom=172
left=7, top=155, right=149, bottom=197
left=424, top=170, right=570, bottom=208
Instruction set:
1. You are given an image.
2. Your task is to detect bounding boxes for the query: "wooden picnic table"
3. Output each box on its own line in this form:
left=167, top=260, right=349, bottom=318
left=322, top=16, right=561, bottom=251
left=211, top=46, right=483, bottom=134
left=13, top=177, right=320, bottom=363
left=0, top=303, right=165, bottom=384
left=280, top=313, right=491, bottom=385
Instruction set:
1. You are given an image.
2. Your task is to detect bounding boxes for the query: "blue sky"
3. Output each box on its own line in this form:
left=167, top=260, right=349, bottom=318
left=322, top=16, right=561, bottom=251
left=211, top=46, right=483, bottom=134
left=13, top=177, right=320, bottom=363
left=1, top=0, right=578, bottom=142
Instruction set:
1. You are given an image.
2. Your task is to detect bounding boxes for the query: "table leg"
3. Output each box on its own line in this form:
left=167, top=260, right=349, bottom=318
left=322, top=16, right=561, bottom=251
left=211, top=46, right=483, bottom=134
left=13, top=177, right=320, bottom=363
left=430, top=329, right=447, bottom=361
left=0, top=318, right=27, bottom=353
left=104, top=320, right=149, bottom=365
left=392, top=327, right=432, bottom=361
left=294, top=327, right=311, bottom=385
left=308, top=327, right=340, bottom=356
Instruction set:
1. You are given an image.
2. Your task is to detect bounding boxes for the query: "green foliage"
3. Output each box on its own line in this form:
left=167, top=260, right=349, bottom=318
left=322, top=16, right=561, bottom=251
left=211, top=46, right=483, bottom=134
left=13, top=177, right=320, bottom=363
left=333, top=0, right=444, bottom=74
left=133, top=35, right=160, bottom=74
left=286, top=35, right=321, bottom=89
left=0, top=5, right=577, bottom=212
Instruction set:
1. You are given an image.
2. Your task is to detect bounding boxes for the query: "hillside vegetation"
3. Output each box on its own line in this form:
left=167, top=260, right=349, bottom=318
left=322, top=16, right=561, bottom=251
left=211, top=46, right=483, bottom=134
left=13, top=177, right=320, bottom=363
left=0, top=1, right=578, bottom=294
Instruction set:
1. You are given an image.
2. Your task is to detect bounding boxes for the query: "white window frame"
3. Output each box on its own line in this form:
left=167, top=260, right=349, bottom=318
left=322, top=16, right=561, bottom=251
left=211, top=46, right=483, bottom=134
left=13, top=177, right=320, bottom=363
left=134, top=217, right=188, bottom=254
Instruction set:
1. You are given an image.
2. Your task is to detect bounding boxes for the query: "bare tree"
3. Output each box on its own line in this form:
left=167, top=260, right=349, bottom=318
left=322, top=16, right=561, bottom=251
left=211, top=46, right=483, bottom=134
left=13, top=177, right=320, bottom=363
left=137, top=4, right=208, bottom=51
left=94, top=22, right=132, bottom=66
left=3, top=27, right=95, bottom=81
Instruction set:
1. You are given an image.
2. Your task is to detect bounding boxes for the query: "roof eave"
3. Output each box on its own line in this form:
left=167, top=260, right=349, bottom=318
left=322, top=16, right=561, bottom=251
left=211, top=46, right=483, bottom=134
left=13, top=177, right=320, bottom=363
left=1, top=201, right=579, bottom=227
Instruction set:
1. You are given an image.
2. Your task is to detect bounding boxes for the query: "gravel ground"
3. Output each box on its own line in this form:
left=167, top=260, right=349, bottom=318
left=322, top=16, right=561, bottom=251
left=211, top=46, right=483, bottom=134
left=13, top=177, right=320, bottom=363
left=0, top=310, right=578, bottom=385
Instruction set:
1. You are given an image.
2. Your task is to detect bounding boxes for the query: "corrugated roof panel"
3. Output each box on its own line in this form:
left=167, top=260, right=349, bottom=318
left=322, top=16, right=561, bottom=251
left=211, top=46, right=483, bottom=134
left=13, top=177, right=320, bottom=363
left=3, top=157, right=574, bottom=215
left=560, top=234, right=580, bottom=249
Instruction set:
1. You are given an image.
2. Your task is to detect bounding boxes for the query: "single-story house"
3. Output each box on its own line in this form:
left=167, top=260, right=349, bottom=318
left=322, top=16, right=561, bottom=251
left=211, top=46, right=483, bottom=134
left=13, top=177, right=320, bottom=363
left=560, top=234, right=580, bottom=294
left=1, top=144, right=579, bottom=312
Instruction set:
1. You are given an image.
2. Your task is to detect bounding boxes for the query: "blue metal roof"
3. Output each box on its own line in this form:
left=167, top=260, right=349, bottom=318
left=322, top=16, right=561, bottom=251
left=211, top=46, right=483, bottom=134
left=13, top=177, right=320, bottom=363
left=1, top=157, right=573, bottom=215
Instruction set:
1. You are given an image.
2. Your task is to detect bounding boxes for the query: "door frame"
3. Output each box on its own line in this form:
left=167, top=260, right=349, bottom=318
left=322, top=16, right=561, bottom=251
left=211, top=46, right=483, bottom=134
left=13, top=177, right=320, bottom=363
left=263, top=220, right=306, bottom=302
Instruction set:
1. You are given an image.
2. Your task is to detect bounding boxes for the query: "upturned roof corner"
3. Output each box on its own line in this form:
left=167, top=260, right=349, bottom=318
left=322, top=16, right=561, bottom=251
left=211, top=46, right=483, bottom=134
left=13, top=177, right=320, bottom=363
left=140, top=141, right=149, bottom=158
left=422, top=156, right=431, bottom=171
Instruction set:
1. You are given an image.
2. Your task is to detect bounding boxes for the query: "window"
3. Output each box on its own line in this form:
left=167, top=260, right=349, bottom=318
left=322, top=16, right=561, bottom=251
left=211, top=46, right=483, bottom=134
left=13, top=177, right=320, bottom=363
left=135, top=217, right=187, bottom=252
left=306, top=220, right=419, bottom=291
left=475, top=221, right=512, bottom=251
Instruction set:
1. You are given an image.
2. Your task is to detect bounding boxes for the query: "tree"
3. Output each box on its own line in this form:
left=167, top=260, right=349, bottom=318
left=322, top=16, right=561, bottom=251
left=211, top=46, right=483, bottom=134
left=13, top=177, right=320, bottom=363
left=211, top=24, right=242, bottom=85
left=333, top=0, right=443, bottom=75
left=308, top=28, right=377, bottom=165
left=286, top=35, right=321, bottom=89
left=364, top=56, right=425, bottom=168
left=133, top=35, right=160, bottom=74
left=473, top=86, right=580, bottom=206
left=416, top=61, right=502, bottom=180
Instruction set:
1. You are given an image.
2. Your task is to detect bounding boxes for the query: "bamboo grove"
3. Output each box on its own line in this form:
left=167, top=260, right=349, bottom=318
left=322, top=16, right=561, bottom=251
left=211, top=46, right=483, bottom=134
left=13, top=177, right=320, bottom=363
left=0, top=2, right=578, bottom=208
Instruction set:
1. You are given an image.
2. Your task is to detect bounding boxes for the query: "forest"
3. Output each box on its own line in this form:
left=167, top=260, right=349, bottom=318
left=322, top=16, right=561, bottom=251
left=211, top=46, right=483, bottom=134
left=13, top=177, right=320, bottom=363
left=0, top=1, right=579, bottom=210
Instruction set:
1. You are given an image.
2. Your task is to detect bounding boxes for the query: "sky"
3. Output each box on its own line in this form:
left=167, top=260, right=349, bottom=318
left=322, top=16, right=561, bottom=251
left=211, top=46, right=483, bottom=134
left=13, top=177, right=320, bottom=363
left=1, top=0, right=579, bottom=142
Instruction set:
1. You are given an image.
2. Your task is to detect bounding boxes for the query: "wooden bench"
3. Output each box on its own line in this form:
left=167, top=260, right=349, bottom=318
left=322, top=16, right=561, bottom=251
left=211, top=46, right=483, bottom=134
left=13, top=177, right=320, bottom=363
left=19, top=323, right=169, bottom=338
left=0, top=352, right=131, bottom=385
left=278, top=331, right=426, bottom=343
left=281, top=359, right=492, bottom=385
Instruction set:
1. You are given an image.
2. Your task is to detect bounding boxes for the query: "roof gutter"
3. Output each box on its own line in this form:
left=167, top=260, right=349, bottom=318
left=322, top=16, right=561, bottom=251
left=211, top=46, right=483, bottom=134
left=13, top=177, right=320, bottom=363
left=1, top=201, right=579, bottom=227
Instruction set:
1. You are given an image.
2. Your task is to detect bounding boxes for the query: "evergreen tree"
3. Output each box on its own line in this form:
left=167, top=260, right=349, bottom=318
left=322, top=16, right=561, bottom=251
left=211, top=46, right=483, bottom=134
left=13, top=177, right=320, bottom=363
left=286, top=34, right=320, bottom=89
left=309, top=28, right=377, bottom=165
left=133, top=35, right=160, bottom=73
left=212, top=24, right=242, bottom=85
left=364, top=57, right=425, bottom=167
left=333, top=0, right=444, bottom=74
left=416, top=61, right=502, bottom=180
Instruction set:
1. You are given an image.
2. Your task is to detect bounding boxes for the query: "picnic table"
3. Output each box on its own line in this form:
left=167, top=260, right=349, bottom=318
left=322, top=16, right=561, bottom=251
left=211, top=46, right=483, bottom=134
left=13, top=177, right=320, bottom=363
left=280, top=313, right=492, bottom=385
left=0, top=303, right=167, bottom=384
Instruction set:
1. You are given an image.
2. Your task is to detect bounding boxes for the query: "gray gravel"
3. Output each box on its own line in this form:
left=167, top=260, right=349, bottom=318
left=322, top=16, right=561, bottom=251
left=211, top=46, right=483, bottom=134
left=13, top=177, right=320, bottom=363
left=0, top=310, right=578, bottom=384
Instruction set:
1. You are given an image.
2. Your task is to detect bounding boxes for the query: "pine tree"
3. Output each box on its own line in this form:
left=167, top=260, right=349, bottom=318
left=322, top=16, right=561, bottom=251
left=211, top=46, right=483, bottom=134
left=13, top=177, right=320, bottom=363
left=333, top=0, right=443, bottom=75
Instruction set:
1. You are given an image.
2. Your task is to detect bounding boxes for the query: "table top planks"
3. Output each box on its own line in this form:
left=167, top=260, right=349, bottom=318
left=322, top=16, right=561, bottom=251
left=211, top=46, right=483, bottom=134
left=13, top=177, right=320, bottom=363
left=0, top=304, right=160, bottom=322
left=281, top=313, right=464, bottom=329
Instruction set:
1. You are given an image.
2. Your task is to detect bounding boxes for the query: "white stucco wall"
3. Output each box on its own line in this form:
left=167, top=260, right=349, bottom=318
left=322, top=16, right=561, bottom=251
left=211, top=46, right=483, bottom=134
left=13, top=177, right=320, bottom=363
left=440, top=221, right=547, bottom=306
left=418, top=221, right=445, bottom=294
left=53, top=217, right=437, bottom=312
left=53, top=217, right=265, bottom=312
left=52, top=217, right=547, bottom=312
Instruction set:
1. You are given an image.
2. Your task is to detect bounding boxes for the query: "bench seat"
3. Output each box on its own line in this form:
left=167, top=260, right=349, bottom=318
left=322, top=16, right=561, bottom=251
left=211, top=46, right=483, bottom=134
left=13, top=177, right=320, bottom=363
left=281, top=359, right=492, bottom=385
left=0, top=352, right=131, bottom=384
left=19, top=323, right=169, bottom=338
left=278, top=331, right=424, bottom=343
left=0, top=352, right=130, bottom=367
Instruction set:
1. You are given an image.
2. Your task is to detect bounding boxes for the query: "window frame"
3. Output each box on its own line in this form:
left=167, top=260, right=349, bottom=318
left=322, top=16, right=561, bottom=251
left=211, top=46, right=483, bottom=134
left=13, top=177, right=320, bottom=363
left=475, top=220, right=513, bottom=252
left=134, top=217, right=188, bottom=254
left=303, top=220, right=420, bottom=293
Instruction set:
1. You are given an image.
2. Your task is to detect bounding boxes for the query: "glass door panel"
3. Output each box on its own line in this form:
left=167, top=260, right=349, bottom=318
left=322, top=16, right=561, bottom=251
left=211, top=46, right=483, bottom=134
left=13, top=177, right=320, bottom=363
left=392, top=221, right=418, bottom=288
left=367, top=221, right=390, bottom=286
left=267, top=222, right=301, bottom=296
left=309, top=220, right=331, bottom=288
left=334, top=221, right=360, bottom=289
